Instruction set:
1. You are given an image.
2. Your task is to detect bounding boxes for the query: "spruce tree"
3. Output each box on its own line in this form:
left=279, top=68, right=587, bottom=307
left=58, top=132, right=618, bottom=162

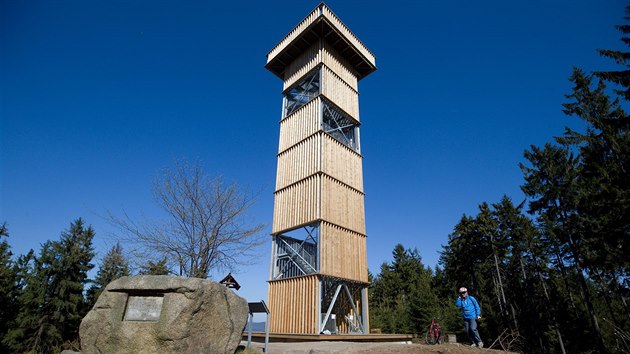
left=5, top=218, right=95, bottom=353
left=519, top=68, right=630, bottom=353
left=597, top=4, right=630, bottom=100
left=138, top=257, right=170, bottom=275
left=87, top=242, right=130, bottom=307
left=2, top=249, right=35, bottom=351
left=0, top=223, right=18, bottom=352
left=440, top=197, right=569, bottom=352
left=55, top=218, right=96, bottom=344
left=370, top=244, right=439, bottom=335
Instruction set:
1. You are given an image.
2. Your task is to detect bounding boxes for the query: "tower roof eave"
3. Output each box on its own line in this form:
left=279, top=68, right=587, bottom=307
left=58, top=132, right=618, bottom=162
left=266, top=3, right=377, bottom=80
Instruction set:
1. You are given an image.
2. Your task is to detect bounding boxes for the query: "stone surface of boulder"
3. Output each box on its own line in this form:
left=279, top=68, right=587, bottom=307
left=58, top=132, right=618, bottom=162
left=80, top=275, right=248, bottom=354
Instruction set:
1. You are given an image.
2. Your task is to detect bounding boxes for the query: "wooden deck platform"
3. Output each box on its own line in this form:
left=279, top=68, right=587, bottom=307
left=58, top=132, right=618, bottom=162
left=243, top=332, right=414, bottom=343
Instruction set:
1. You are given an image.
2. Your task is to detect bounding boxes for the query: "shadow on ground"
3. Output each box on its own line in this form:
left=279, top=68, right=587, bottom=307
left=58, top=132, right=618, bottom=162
left=239, top=341, right=519, bottom=354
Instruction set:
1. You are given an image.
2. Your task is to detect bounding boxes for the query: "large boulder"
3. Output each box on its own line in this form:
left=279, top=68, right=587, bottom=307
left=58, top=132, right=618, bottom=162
left=80, top=275, right=248, bottom=354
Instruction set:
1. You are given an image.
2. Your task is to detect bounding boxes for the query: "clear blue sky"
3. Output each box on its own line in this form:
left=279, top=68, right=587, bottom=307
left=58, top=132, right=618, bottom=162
left=1, top=0, right=625, bottom=304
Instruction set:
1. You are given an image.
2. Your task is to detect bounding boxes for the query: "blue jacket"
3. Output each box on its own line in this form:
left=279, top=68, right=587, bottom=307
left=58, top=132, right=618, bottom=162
left=455, top=295, right=481, bottom=320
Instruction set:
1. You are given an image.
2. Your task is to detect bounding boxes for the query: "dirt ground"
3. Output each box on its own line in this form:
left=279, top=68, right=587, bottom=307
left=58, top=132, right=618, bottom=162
left=340, top=343, right=515, bottom=354
left=240, top=341, right=518, bottom=354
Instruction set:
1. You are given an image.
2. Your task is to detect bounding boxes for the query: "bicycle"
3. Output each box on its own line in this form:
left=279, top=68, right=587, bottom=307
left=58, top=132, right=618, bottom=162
left=425, top=317, right=444, bottom=345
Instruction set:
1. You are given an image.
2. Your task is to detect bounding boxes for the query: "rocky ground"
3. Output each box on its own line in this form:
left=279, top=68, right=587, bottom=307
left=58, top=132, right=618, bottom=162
left=342, top=343, right=515, bottom=354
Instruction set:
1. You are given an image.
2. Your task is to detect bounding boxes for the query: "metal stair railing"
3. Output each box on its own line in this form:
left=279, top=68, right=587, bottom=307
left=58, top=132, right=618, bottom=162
left=274, top=237, right=316, bottom=279
left=280, top=237, right=316, bottom=273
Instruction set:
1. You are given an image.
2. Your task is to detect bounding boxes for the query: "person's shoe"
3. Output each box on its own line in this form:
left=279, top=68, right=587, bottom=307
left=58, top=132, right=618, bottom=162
left=471, top=343, right=477, bottom=347
left=478, top=342, right=484, bottom=348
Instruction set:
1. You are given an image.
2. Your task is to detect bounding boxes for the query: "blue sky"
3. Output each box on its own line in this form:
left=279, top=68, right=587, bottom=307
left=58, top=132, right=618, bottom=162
left=1, top=0, right=626, bottom=304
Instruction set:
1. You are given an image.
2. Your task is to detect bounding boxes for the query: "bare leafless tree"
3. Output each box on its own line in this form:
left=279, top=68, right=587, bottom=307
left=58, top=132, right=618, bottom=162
left=108, top=161, right=266, bottom=278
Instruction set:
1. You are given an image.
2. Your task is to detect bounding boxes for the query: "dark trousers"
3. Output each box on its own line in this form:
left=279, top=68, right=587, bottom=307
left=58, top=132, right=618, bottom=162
left=464, top=318, right=482, bottom=344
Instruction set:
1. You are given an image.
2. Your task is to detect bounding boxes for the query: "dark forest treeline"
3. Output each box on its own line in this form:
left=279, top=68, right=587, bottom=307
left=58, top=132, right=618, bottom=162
left=0, top=219, right=147, bottom=353
left=370, top=4, right=630, bottom=354
left=0, top=218, right=170, bottom=353
left=0, top=219, right=96, bottom=353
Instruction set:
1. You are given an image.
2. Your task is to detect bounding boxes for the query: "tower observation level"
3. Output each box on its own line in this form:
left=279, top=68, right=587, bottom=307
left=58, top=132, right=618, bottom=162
left=265, top=3, right=376, bottom=334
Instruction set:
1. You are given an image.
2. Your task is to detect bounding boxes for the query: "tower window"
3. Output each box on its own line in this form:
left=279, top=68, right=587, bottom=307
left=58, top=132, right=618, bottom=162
left=283, top=69, right=320, bottom=117
left=322, top=100, right=359, bottom=152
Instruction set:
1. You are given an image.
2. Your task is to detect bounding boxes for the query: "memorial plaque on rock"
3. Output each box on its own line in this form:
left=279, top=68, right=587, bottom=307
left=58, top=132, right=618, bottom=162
left=80, top=275, right=249, bottom=353
left=124, top=295, right=164, bottom=321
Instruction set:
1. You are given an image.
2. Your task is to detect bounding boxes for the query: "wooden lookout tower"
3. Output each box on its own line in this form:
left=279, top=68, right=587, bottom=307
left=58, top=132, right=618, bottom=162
left=265, top=3, right=376, bottom=335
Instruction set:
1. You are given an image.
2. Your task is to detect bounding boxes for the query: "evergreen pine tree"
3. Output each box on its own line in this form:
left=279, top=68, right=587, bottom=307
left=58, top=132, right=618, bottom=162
left=597, top=4, right=630, bottom=100
left=87, top=242, right=130, bottom=307
left=138, top=257, right=170, bottom=275
left=0, top=223, right=18, bottom=352
left=2, top=249, right=35, bottom=351
left=519, top=69, right=629, bottom=352
left=54, top=218, right=96, bottom=344
left=370, top=244, right=440, bottom=335
left=5, top=218, right=95, bottom=353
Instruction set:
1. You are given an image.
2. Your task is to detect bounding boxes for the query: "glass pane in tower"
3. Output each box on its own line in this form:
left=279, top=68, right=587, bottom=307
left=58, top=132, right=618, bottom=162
left=283, top=69, right=321, bottom=117
left=322, top=100, right=359, bottom=152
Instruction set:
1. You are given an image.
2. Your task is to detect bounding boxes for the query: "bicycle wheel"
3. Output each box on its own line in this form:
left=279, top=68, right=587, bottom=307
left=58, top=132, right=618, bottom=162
left=436, top=328, right=444, bottom=344
left=425, top=329, right=437, bottom=345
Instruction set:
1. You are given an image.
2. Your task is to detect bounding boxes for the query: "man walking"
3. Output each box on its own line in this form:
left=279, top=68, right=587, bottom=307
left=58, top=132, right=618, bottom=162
left=455, top=287, right=483, bottom=348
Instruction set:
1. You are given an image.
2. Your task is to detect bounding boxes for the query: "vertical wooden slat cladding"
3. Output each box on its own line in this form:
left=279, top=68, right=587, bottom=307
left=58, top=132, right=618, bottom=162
left=321, top=134, right=363, bottom=192
left=278, top=98, right=321, bottom=153
left=272, top=174, right=320, bottom=234
left=275, top=134, right=320, bottom=191
left=322, top=42, right=358, bottom=91
left=276, top=133, right=363, bottom=192
left=320, top=175, right=366, bottom=235
left=321, top=66, right=359, bottom=120
left=283, top=43, right=321, bottom=91
left=268, top=275, right=319, bottom=334
left=282, top=41, right=359, bottom=94
left=319, top=221, right=368, bottom=282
